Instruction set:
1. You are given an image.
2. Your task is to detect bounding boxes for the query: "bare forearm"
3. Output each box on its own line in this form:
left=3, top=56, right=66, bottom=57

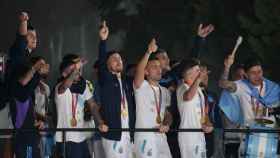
left=87, top=99, right=105, bottom=125
left=134, top=52, right=151, bottom=88
left=219, top=66, right=237, bottom=92
left=57, top=71, right=78, bottom=94
left=220, top=66, right=231, bottom=81
left=19, top=21, right=28, bottom=35
left=183, top=78, right=200, bottom=101
left=162, top=111, right=173, bottom=126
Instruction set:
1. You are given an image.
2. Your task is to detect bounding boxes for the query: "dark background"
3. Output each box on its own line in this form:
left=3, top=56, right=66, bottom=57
left=0, top=0, right=279, bottom=90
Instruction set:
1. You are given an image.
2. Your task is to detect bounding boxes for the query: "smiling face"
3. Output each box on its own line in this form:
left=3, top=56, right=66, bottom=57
left=107, top=53, right=123, bottom=73
left=246, top=65, right=263, bottom=86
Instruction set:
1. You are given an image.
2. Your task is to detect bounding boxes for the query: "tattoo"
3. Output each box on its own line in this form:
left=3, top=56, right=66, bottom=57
left=222, top=81, right=237, bottom=92
left=58, top=70, right=79, bottom=94
left=87, top=98, right=104, bottom=125
left=219, top=67, right=237, bottom=92
left=68, top=69, right=79, bottom=81
left=221, top=67, right=230, bottom=80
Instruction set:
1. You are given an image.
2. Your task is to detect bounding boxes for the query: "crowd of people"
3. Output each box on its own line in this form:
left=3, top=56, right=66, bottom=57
left=0, top=12, right=280, bottom=158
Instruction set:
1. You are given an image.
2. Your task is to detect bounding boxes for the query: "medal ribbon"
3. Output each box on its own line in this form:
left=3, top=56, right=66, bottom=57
left=198, top=92, right=206, bottom=122
left=150, top=84, right=162, bottom=119
left=120, top=87, right=126, bottom=111
left=72, top=94, right=78, bottom=120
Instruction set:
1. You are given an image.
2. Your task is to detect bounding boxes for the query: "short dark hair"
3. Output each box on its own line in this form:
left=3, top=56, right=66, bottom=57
left=59, top=54, right=80, bottom=73
left=59, top=60, right=75, bottom=73
left=148, top=53, right=159, bottom=62
left=154, top=48, right=167, bottom=56
left=179, top=58, right=200, bottom=77
left=62, top=54, right=80, bottom=63
left=105, top=50, right=120, bottom=62
left=30, top=56, right=44, bottom=65
left=244, top=58, right=262, bottom=72
left=232, top=64, right=245, bottom=73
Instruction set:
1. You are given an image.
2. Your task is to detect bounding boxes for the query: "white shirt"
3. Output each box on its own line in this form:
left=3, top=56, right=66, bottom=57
left=118, top=77, right=130, bottom=139
left=34, top=81, right=50, bottom=116
left=177, top=83, right=205, bottom=145
left=177, top=83, right=206, bottom=129
left=55, top=81, right=93, bottom=143
left=233, top=80, right=276, bottom=126
left=134, top=80, right=171, bottom=129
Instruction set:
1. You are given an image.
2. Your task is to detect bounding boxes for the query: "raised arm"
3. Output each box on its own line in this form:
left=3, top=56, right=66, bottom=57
left=190, top=24, right=214, bottom=58
left=86, top=98, right=105, bottom=126
left=133, top=38, right=158, bottom=89
left=183, top=70, right=207, bottom=101
left=57, top=66, right=80, bottom=94
left=218, top=37, right=243, bottom=92
left=18, top=59, right=47, bottom=86
left=18, top=12, right=29, bottom=36
left=98, top=21, right=109, bottom=68
left=218, top=55, right=237, bottom=92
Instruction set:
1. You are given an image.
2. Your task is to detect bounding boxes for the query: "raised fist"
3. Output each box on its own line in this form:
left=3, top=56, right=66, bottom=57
left=147, top=38, right=158, bottom=54
left=38, top=64, right=50, bottom=75
left=99, top=21, right=109, bottom=40
left=19, top=12, right=29, bottom=22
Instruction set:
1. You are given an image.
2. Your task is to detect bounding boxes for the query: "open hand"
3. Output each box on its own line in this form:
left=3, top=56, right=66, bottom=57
left=197, top=24, right=215, bottom=38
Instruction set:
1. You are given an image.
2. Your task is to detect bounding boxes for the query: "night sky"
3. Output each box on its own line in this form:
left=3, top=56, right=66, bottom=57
left=1, top=0, right=278, bottom=87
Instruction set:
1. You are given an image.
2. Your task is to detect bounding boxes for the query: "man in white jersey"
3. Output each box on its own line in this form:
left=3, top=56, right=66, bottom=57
left=176, top=59, right=213, bottom=158
left=133, top=39, right=173, bottom=158
left=55, top=54, right=102, bottom=158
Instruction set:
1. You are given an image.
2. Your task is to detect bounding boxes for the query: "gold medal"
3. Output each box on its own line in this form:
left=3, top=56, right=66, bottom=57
left=121, top=110, right=128, bottom=118
left=200, top=115, right=206, bottom=125
left=70, top=118, right=77, bottom=127
left=156, top=115, right=161, bottom=124
left=201, top=116, right=212, bottom=126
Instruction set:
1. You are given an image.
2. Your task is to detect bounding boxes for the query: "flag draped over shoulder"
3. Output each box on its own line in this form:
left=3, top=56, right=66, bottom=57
left=218, top=78, right=280, bottom=125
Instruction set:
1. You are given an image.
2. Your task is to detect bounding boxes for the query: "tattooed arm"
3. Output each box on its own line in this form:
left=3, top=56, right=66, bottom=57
left=86, top=98, right=104, bottom=125
left=218, top=54, right=237, bottom=92
left=57, top=69, right=79, bottom=94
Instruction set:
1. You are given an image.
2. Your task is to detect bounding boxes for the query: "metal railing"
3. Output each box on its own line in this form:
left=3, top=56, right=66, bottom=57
left=0, top=127, right=279, bottom=157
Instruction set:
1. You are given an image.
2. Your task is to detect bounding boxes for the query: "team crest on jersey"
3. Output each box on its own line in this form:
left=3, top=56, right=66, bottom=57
left=119, top=146, right=123, bottom=154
